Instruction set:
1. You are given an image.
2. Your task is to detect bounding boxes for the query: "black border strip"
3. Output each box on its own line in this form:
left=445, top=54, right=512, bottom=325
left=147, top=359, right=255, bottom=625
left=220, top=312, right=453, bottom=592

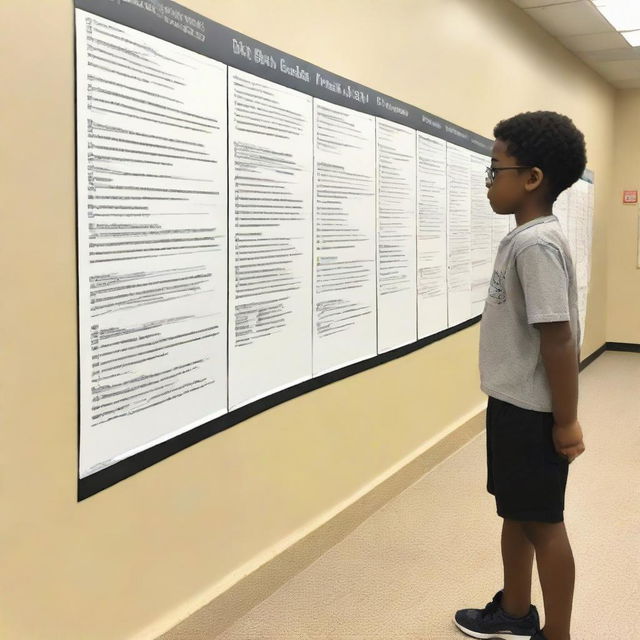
left=606, top=341, right=640, bottom=353
left=578, top=343, right=606, bottom=371
left=80, top=334, right=638, bottom=499
left=79, top=314, right=481, bottom=499
left=74, top=7, right=82, bottom=493
left=579, top=342, right=640, bottom=373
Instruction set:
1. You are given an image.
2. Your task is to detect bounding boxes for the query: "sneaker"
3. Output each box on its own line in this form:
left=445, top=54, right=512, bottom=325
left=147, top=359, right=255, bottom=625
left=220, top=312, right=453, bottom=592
left=453, top=589, right=540, bottom=639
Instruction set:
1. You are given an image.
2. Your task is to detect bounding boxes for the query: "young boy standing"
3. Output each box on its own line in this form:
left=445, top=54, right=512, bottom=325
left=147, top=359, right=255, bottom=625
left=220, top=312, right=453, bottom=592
left=454, top=112, right=587, bottom=640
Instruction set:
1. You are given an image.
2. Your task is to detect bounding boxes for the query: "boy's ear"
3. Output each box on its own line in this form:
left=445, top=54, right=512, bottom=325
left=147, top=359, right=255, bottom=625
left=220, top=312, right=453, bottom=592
left=524, top=167, right=544, bottom=192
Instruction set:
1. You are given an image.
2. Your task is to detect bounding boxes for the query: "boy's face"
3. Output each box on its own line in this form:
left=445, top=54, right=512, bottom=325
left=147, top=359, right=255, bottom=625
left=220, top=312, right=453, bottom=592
left=487, top=138, right=544, bottom=215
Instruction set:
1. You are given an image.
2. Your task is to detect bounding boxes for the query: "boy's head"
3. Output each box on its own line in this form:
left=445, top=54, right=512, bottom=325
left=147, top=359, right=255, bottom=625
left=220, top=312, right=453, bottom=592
left=486, top=111, right=587, bottom=215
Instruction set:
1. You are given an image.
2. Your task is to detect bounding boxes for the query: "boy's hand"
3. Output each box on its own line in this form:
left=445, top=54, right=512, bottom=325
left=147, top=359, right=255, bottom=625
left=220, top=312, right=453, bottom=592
left=552, top=420, right=585, bottom=464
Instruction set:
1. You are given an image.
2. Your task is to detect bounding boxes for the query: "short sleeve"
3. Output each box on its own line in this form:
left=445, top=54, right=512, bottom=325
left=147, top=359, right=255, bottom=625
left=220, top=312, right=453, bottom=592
left=515, top=242, right=570, bottom=324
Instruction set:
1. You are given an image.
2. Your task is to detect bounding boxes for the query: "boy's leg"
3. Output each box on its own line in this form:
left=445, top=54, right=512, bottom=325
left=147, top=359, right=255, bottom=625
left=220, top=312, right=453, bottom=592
left=522, top=520, right=575, bottom=640
left=501, top=517, right=535, bottom=618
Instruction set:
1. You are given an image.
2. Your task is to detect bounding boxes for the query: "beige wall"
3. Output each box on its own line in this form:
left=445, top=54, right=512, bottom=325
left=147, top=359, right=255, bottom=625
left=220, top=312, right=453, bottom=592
left=609, top=89, right=640, bottom=343
left=1, top=1, right=620, bottom=638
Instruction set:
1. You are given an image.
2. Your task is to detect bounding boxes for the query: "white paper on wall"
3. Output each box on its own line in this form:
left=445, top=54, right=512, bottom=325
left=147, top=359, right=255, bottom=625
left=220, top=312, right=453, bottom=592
left=227, top=68, right=314, bottom=409
left=446, top=143, right=472, bottom=326
left=559, top=178, right=594, bottom=348
left=312, top=99, right=377, bottom=375
left=555, top=190, right=569, bottom=236
left=470, top=151, right=494, bottom=318
left=416, top=131, right=448, bottom=337
left=76, top=10, right=229, bottom=477
left=376, top=118, right=417, bottom=352
left=490, top=213, right=510, bottom=268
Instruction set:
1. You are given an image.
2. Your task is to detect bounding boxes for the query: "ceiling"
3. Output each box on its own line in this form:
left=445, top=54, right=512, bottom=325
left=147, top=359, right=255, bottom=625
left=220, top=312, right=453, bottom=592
left=511, top=0, right=640, bottom=89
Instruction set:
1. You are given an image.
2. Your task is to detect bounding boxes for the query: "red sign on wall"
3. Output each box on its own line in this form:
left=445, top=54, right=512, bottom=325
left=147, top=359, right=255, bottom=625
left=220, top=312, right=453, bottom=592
left=623, top=190, right=638, bottom=204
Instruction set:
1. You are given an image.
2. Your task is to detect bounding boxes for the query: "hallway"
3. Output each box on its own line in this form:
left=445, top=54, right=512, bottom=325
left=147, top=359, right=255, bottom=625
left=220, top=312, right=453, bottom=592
left=212, top=352, right=640, bottom=639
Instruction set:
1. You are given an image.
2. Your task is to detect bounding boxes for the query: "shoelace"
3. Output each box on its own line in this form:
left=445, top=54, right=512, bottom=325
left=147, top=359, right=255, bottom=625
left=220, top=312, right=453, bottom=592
left=480, top=598, right=501, bottom=619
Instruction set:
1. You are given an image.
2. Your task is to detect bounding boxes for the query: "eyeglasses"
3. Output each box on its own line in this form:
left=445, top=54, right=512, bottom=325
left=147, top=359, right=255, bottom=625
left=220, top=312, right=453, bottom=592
left=485, top=166, right=531, bottom=188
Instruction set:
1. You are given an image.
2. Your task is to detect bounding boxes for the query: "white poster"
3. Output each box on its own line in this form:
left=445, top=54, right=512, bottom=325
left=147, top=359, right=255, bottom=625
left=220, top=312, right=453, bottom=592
left=312, top=99, right=377, bottom=375
left=416, top=132, right=448, bottom=337
left=567, top=183, right=579, bottom=266
left=583, top=179, right=595, bottom=347
left=555, top=189, right=569, bottom=236
left=491, top=214, right=510, bottom=268
left=586, top=182, right=595, bottom=278
left=446, top=143, right=472, bottom=326
left=376, top=119, right=417, bottom=352
left=557, top=179, right=592, bottom=348
left=228, top=68, right=313, bottom=409
left=573, top=179, right=591, bottom=345
left=470, top=151, right=493, bottom=317
left=76, top=10, right=229, bottom=477
left=574, top=179, right=591, bottom=289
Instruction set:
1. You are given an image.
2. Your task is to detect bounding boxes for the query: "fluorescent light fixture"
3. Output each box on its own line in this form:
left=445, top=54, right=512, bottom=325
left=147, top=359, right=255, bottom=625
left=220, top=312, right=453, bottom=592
left=621, top=30, right=640, bottom=47
left=591, top=1, right=640, bottom=31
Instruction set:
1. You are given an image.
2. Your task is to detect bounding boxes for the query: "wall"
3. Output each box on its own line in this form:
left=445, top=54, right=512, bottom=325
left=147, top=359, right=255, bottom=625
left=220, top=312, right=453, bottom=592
left=609, top=89, right=640, bottom=343
left=0, top=1, right=616, bottom=638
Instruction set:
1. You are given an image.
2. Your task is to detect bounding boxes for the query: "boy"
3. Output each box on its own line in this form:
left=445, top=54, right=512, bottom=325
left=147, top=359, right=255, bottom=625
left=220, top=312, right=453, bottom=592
left=453, top=111, right=587, bottom=640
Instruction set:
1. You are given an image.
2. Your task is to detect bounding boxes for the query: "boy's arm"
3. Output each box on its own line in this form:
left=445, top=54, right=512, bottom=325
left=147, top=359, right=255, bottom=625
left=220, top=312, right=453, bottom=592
left=516, top=241, right=585, bottom=462
left=536, top=320, right=578, bottom=425
left=536, top=320, right=585, bottom=462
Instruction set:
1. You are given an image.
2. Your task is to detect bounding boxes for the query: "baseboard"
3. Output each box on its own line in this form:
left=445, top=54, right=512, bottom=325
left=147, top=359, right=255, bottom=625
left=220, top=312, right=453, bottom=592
left=606, top=341, right=640, bottom=353
left=579, top=341, right=640, bottom=371
left=579, top=343, right=607, bottom=371
left=156, top=408, right=486, bottom=640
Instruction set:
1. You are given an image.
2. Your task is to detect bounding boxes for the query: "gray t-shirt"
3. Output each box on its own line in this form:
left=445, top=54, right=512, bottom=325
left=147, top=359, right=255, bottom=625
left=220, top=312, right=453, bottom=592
left=479, top=214, right=580, bottom=412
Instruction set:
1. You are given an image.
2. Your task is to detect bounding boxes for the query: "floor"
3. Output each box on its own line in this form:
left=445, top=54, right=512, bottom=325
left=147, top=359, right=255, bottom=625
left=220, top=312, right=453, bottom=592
left=213, top=351, right=640, bottom=639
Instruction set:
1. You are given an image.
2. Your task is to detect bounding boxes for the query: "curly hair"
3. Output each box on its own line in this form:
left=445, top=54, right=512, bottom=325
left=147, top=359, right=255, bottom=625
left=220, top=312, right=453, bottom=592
left=493, top=111, right=587, bottom=204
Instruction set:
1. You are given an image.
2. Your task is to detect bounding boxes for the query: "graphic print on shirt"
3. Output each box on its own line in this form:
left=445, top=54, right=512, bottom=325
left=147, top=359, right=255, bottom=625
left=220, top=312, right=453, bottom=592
left=488, top=269, right=507, bottom=304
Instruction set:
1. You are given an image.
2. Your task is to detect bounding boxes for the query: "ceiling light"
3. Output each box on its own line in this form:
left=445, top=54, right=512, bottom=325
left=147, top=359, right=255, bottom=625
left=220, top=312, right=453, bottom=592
left=620, top=30, right=640, bottom=47
left=591, top=1, right=640, bottom=32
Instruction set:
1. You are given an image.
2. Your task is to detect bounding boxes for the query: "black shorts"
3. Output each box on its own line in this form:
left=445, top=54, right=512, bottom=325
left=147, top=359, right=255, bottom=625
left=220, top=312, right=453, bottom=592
left=486, top=396, right=569, bottom=523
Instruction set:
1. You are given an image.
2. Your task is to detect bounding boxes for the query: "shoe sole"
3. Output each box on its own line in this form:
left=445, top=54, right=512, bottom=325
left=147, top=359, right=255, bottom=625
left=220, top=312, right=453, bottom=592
left=453, top=617, right=533, bottom=640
